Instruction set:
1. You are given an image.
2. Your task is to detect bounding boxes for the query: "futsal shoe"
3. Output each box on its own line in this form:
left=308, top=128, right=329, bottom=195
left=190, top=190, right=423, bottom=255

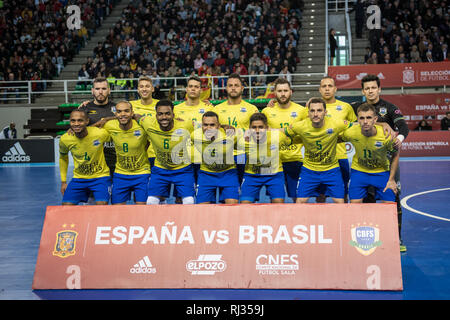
left=400, top=239, right=407, bottom=252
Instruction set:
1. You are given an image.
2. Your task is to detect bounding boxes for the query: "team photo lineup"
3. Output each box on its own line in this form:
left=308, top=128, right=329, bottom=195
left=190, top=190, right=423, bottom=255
left=60, top=72, right=406, bottom=210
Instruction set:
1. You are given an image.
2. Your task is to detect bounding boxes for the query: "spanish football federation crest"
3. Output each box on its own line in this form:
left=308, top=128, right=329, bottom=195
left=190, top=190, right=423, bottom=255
left=53, top=226, right=78, bottom=258
left=349, top=224, right=382, bottom=256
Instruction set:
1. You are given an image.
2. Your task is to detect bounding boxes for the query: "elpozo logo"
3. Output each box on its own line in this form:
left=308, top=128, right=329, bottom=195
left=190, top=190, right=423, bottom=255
left=53, top=224, right=78, bottom=258
left=349, top=223, right=382, bottom=256
left=186, top=254, right=226, bottom=275
left=2, top=142, right=30, bottom=162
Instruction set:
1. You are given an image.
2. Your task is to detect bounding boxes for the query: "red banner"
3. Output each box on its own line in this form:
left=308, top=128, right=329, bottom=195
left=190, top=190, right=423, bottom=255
left=400, top=131, right=450, bottom=157
left=33, top=204, right=403, bottom=291
left=328, top=61, right=450, bottom=89
left=381, top=93, right=450, bottom=130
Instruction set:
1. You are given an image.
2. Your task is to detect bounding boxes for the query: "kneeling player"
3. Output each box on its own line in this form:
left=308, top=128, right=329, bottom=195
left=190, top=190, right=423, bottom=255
left=240, top=113, right=290, bottom=203
left=341, top=103, right=398, bottom=203
left=103, top=101, right=151, bottom=204
left=59, top=110, right=111, bottom=205
left=191, top=111, right=240, bottom=204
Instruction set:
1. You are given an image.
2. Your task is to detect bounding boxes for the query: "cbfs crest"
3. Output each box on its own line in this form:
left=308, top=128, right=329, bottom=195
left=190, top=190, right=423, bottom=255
left=349, top=224, right=382, bottom=256
left=53, top=225, right=78, bottom=258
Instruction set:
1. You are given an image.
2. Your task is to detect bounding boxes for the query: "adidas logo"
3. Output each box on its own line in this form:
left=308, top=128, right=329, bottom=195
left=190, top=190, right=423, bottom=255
left=129, top=256, right=156, bottom=274
left=2, top=142, right=30, bottom=162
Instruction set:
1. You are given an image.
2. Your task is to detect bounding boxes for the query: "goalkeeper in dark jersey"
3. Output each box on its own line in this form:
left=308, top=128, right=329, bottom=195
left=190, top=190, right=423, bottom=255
left=351, top=74, right=409, bottom=252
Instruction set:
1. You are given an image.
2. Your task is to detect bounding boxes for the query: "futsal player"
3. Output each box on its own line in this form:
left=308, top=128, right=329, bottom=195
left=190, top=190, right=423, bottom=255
left=284, top=98, right=351, bottom=203
left=102, top=101, right=151, bottom=205
left=262, top=78, right=307, bottom=202
left=240, top=113, right=292, bottom=203
left=59, top=109, right=111, bottom=205
left=318, top=76, right=357, bottom=203
left=341, top=103, right=399, bottom=203
left=191, top=111, right=240, bottom=204
left=138, top=100, right=195, bottom=205
left=214, top=73, right=259, bottom=184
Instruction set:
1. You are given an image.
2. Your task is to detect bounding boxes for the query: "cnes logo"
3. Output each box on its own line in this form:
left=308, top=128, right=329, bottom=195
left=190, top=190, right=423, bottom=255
left=2, top=142, right=30, bottom=162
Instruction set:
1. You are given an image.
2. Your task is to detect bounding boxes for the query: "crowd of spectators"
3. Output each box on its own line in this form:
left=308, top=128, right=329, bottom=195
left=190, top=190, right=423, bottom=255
left=0, top=0, right=114, bottom=102
left=80, top=0, right=304, bottom=99
left=364, top=0, right=449, bottom=64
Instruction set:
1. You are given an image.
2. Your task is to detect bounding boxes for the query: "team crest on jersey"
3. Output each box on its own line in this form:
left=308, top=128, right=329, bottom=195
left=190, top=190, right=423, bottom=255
left=174, top=129, right=184, bottom=135
left=111, top=106, right=116, bottom=113
left=199, top=108, right=205, bottom=114
left=93, top=139, right=101, bottom=146
left=240, top=107, right=247, bottom=112
left=349, top=224, right=382, bottom=256
left=134, top=130, right=142, bottom=137
left=379, top=108, right=387, bottom=116
left=290, top=112, right=298, bottom=118
left=374, top=141, right=383, bottom=148
left=336, top=105, right=343, bottom=111
left=326, top=128, right=334, bottom=134
left=53, top=227, right=78, bottom=258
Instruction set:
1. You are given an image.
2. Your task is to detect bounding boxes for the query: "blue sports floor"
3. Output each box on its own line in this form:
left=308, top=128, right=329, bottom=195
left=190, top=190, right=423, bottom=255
left=0, top=158, right=449, bottom=300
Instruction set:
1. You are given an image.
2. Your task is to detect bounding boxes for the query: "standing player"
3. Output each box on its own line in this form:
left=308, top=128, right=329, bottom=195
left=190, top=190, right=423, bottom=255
left=59, top=109, right=111, bottom=205
left=129, top=75, right=159, bottom=168
left=240, top=113, right=292, bottom=203
left=352, top=74, right=409, bottom=252
left=138, top=100, right=195, bottom=205
left=192, top=111, right=240, bottom=204
left=262, top=78, right=307, bottom=202
left=284, top=98, right=351, bottom=203
left=102, top=101, right=151, bottom=205
left=214, top=73, right=259, bottom=184
left=341, top=103, right=399, bottom=203
left=318, top=76, right=357, bottom=202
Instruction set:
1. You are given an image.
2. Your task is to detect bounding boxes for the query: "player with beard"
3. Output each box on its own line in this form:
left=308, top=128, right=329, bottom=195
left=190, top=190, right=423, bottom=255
left=214, top=73, right=259, bottom=184
left=262, top=78, right=307, bottom=202
left=59, top=109, right=111, bottom=205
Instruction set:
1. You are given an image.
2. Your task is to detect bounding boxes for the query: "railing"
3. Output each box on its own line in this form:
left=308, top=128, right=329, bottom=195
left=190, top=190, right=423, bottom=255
left=0, top=73, right=327, bottom=104
left=327, top=0, right=353, bottom=66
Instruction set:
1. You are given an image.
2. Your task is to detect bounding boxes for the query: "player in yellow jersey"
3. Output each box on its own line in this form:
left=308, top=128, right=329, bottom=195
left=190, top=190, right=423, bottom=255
left=341, top=103, right=398, bottom=203
left=59, top=109, right=111, bottom=205
left=102, top=101, right=151, bottom=205
left=262, top=78, right=307, bottom=202
left=240, top=113, right=293, bottom=203
left=129, top=75, right=159, bottom=168
left=214, top=73, right=259, bottom=184
left=285, top=98, right=351, bottom=203
left=191, top=111, right=240, bottom=204
left=138, top=100, right=195, bottom=204
left=318, top=76, right=357, bottom=202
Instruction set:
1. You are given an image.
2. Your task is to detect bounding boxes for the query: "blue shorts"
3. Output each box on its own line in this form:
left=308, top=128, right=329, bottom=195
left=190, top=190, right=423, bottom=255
left=349, top=169, right=396, bottom=202
left=282, top=161, right=303, bottom=198
left=63, top=176, right=111, bottom=204
left=240, top=172, right=285, bottom=202
left=196, top=169, right=239, bottom=203
left=318, top=159, right=350, bottom=196
left=148, top=165, right=196, bottom=199
left=111, top=173, right=150, bottom=204
left=297, top=167, right=345, bottom=199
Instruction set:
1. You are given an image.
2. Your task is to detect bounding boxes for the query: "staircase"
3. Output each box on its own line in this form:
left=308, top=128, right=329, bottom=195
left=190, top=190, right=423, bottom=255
left=348, top=11, right=370, bottom=65
left=34, top=1, right=128, bottom=106
left=292, top=1, right=327, bottom=104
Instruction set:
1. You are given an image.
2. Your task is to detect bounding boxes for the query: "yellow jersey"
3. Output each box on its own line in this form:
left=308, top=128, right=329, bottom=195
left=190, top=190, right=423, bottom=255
left=130, top=98, right=159, bottom=158
left=59, top=127, right=110, bottom=180
left=191, top=127, right=237, bottom=173
left=286, top=117, right=350, bottom=171
left=341, top=124, right=394, bottom=173
left=325, top=100, right=357, bottom=160
left=139, top=116, right=192, bottom=170
left=174, top=101, right=213, bottom=131
left=262, top=102, right=307, bottom=162
left=103, top=119, right=150, bottom=175
left=244, top=130, right=291, bottom=175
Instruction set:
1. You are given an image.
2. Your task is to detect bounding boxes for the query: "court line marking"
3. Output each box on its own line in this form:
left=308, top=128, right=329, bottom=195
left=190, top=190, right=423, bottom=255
left=401, top=188, right=450, bottom=222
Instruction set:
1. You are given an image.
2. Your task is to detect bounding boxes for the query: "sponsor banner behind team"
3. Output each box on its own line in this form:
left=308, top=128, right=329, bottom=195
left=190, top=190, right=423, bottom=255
left=400, top=131, right=450, bottom=157
left=33, top=204, right=403, bottom=290
left=328, top=61, right=450, bottom=89
left=0, top=139, right=54, bottom=163
left=380, top=93, right=450, bottom=131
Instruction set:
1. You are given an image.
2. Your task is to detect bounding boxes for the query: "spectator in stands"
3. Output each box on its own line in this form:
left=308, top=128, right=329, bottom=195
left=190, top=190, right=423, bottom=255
left=0, top=122, right=17, bottom=139
left=441, top=111, right=450, bottom=131
left=414, top=120, right=432, bottom=131
left=329, top=28, right=337, bottom=66
left=78, top=64, right=91, bottom=86
left=366, top=52, right=378, bottom=64
left=348, top=0, right=365, bottom=39
left=410, top=45, right=422, bottom=62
